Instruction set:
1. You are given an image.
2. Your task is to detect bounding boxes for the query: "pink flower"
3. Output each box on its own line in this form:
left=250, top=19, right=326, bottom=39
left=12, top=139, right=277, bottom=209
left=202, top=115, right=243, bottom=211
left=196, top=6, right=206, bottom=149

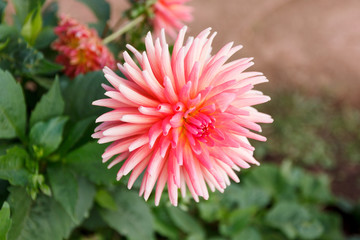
left=52, top=15, right=115, bottom=78
left=151, top=0, right=193, bottom=39
left=93, top=27, right=273, bottom=206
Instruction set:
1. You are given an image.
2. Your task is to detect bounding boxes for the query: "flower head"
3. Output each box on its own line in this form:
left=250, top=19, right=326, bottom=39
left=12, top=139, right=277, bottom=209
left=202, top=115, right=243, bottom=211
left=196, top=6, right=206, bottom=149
left=93, top=27, right=273, bottom=206
left=151, top=0, right=193, bottom=39
left=52, top=15, right=115, bottom=78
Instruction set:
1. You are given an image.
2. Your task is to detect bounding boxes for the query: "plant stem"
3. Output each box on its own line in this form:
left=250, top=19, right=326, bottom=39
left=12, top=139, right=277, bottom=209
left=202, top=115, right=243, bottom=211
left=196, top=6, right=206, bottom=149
left=103, top=15, right=145, bottom=44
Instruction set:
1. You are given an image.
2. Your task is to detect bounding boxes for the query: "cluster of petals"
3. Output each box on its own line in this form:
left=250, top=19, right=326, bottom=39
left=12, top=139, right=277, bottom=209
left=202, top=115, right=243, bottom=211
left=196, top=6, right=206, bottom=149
left=52, top=15, right=115, bottom=78
left=93, top=27, right=273, bottom=206
left=151, top=0, right=193, bottom=39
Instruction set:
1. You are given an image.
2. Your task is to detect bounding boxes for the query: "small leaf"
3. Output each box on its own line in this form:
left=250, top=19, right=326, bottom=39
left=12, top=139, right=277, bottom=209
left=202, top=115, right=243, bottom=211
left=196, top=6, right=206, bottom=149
left=232, top=228, right=262, bottom=240
left=95, top=189, right=117, bottom=211
left=32, top=58, right=63, bottom=75
left=0, top=146, right=30, bottom=186
left=0, top=202, right=12, bottom=240
left=7, top=187, right=75, bottom=240
left=0, top=1, right=7, bottom=23
left=152, top=206, right=179, bottom=239
left=20, top=6, right=43, bottom=45
left=64, top=142, right=117, bottom=185
left=29, top=116, right=68, bottom=158
left=100, top=188, right=155, bottom=240
left=30, top=78, right=64, bottom=127
left=48, top=166, right=78, bottom=220
left=0, top=70, right=27, bottom=141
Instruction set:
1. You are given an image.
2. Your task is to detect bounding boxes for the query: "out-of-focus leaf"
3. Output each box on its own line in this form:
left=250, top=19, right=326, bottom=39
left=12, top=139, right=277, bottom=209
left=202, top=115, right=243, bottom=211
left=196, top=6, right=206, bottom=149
left=48, top=166, right=78, bottom=220
left=58, top=116, right=95, bottom=156
left=100, top=188, right=155, bottom=240
left=64, top=142, right=117, bottom=185
left=7, top=187, right=74, bottom=240
left=152, top=206, right=179, bottom=239
left=63, top=71, right=107, bottom=121
left=219, top=208, right=255, bottom=237
left=265, top=201, right=324, bottom=240
left=30, top=78, right=64, bottom=127
left=21, top=6, right=42, bottom=45
left=95, top=189, right=117, bottom=211
left=32, top=58, right=63, bottom=75
left=167, top=206, right=205, bottom=239
left=0, top=201, right=11, bottom=240
left=0, top=147, right=30, bottom=186
left=29, top=116, right=68, bottom=158
left=0, top=70, right=26, bottom=141
left=232, top=227, right=262, bottom=240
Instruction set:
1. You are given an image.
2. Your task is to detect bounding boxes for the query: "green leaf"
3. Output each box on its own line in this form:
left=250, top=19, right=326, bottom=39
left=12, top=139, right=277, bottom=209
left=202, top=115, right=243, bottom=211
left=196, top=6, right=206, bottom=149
left=95, top=189, right=117, bottom=211
left=73, top=176, right=96, bottom=223
left=0, top=69, right=26, bottom=141
left=63, top=71, right=108, bottom=121
left=29, top=116, right=68, bottom=158
left=167, top=206, right=205, bottom=239
left=232, top=228, right=262, bottom=240
left=42, top=1, right=58, bottom=27
left=34, top=26, right=56, bottom=49
left=48, top=166, right=78, bottom=220
left=64, top=142, right=117, bottom=185
left=100, top=188, right=155, bottom=240
left=0, top=146, right=30, bottom=186
left=0, top=202, right=11, bottom=240
left=21, top=6, right=43, bottom=45
left=152, top=206, right=179, bottom=239
left=58, top=116, right=95, bottom=155
left=30, top=78, right=64, bottom=127
left=7, top=187, right=74, bottom=240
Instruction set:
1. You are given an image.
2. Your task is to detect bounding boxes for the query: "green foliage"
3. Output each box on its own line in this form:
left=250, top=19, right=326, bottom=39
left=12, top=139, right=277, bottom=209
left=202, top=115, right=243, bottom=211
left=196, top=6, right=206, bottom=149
left=76, top=0, right=110, bottom=34
left=29, top=116, right=68, bottom=158
left=30, top=78, right=64, bottom=127
left=0, top=0, right=6, bottom=24
left=0, top=202, right=12, bottom=240
left=0, top=147, right=30, bottom=186
left=64, top=142, right=117, bottom=185
left=20, top=5, right=42, bottom=45
left=0, top=70, right=26, bottom=141
left=100, top=188, right=155, bottom=240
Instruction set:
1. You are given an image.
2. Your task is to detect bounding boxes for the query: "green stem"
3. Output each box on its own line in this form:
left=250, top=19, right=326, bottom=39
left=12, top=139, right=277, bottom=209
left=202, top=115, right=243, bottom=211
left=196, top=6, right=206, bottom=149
left=103, top=15, right=145, bottom=44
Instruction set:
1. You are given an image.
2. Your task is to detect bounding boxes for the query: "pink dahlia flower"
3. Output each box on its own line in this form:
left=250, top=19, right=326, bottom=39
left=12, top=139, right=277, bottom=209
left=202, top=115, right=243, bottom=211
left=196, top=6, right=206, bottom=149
left=93, top=27, right=273, bottom=206
left=151, top=0, right=193, bottom=39
left=52, top=15, right=116, bottom=78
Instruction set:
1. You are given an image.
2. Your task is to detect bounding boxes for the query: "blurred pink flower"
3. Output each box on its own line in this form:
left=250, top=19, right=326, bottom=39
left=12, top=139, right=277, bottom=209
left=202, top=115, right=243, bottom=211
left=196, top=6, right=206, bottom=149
left=152, top=0, right=193, bottom=39
left=52, top=15, right=115, bottom=78
left=93, top=27, right=273, bottom=206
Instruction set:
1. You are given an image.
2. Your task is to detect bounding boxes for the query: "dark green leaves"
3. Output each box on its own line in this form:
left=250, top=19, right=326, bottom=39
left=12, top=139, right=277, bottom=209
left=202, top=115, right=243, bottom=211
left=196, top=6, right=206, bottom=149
left=7, top=187, right=73, bottom=240
left=64, top=142, right=117, bottom=185
left=0, top=70, right=26, bottom=141
left=30, top=79, right=64, bottom=127
left=48, top=166, right=78, bottom=220
left=100, top=188, right=155, bottom=240
left=29, top=116, right=68, bottom=158
left=0, top=1, right=6, bottom=23
left=0, top=202, right=11, bottom=240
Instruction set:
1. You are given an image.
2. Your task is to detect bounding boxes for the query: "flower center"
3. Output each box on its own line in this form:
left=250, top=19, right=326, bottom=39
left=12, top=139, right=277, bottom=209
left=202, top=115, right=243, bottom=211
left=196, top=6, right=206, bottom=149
left=184, top=111, right=216, bottom=139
